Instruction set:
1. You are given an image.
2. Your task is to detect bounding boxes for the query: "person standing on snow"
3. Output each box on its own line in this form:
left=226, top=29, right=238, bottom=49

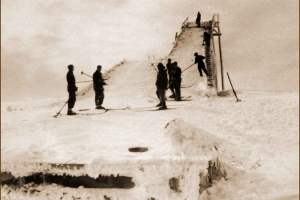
left=93, top=65, right=106, bottom=109
left=172, top=62, right=182, bottom=101
left=194, top=52, right=209, bottom=77
left=155, top=63, right=168, bottom=110
left=166, top=59, right=176, bottom=98
left=196, top=12, right=201, bottom=27
left=66, top=64, right=77, bottom=115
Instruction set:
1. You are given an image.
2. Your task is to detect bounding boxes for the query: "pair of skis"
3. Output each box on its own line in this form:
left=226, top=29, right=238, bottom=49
left=54, top=94, right=192, bottom=117
left=148, top=95, right=192, bottom=103
left=142, top=96, right=192, bottom=111
left=130, top=105, right=182, bottom=112
left=54, top=106, right=130, bottom=117
left=82, top=106, right=130, bottom=115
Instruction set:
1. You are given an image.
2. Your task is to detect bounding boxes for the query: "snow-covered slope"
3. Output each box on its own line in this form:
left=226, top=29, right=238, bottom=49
left=1, top=22, right=299, bottom=200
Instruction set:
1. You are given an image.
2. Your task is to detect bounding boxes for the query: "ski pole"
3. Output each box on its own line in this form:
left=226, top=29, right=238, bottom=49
left=76, top=80, right=93, bottom=83
left=81, top=71, right=108, bottom=80
left=182, top=63, right=195, bottom=73
left=54, top=100, right=68, bottom=118
left=227, top=72, right=241, bottom=102
left=151, top=63, right=158, bottom=72
left=81, top=71, right=93, bottom=78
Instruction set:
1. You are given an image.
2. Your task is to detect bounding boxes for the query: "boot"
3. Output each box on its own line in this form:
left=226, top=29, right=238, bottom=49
left=169, top=94, right=176, bottom=98
left=67, top=109, right=76, bottom=115
left=96, top=105, right=105, bottom=109
left=175, top=97, right=181, bottom=101
left=158, top=102, right=167, bottom=110
left=156, top=102, right=162, bottom=107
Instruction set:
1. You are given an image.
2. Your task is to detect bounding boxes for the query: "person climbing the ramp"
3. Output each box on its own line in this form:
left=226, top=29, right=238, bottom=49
left=93, top=65, right=106, bottom=109
left=202, top=32, right=211, bottom=46
left=155, top=63, right=168, bottom=110
left=194, top=52, right=209, bottom=77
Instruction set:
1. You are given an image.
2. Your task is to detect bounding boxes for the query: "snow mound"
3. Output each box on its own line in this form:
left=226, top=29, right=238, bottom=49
left=164, top=118, right=242, bottom=199
left=164, top=118, right=220, bottom=162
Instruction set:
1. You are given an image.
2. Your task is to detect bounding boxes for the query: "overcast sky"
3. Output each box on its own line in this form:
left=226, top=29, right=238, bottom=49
left=1, top=0, right=299, bottom=101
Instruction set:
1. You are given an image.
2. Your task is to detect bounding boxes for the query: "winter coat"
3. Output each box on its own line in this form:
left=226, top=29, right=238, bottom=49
left=156, top=69, right=168, bottom=89
left=67, top=71, right=77, bottom=92
left=203, top=32, right=211, bottom=44
left=195, top=55, right=206, bottom=67
left=173, top=66, right=182, bottom=82
left=93, top=70, right=104, bottom=91
left=166, top=62, right=173, bottom=80
left=196, top=13, right=201, bottom=22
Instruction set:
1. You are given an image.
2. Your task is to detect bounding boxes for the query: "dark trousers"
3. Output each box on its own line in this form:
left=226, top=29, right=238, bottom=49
left=158, top=89, right=166, bottom=102
left=157, top=89, right=167, bottom=107
left=169, top=81, right=175, bottom=94
left=95, top=90, right=104, bottom=106
left=174, top=79, right=181, bottom=99
left=156, top=90, right=159, bottom=99
left=198, top=65, right=208, bottom=76
left=203, top=40, right=210, bottom=46
left=68, top=91, right=76, bottom=109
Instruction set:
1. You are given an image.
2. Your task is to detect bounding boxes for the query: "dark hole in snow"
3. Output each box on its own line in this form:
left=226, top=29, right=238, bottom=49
left=217, top=90, right=232, bottom=97
left=1, top=172, right=135, bottom=189
left=128, top=147, right=148, bottom=152
left=169, top=177, right=180, bottom=192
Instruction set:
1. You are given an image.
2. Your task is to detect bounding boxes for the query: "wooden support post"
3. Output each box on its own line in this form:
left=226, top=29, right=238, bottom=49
left=218, top=26, right=224, bottom=90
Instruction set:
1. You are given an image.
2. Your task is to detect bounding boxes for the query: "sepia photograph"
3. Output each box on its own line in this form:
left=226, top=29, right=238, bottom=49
left=1, top=0, right=299, bottom=199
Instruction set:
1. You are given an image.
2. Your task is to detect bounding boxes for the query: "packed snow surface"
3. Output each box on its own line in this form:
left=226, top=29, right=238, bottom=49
left=1, top=22, right=299, bottom=199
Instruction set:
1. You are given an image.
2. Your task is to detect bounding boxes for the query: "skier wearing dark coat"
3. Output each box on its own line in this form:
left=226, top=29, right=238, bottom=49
left=166, top=59, right=175, bottom=98
left=194, top=52, right=209, bottom=77
left=155, top=63, right=168, bottom=110
left=196, top=12, right=201, bottom=27
left=66, top=64, right=77, bottom=115
left=172, top=62, right=182, bottom=101
left=93, top=65, right=105, bottom=109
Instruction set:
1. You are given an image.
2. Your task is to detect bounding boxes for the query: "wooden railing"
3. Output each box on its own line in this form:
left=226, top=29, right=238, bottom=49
left=211, top=14, right=219, bottom=91
left=211, top=13, right=224, bottom=91
left=205, top=14, right=220, bottom=92
left=181, top=17, right=189, bottom=29
left=174, top=17, right=189, bottom=48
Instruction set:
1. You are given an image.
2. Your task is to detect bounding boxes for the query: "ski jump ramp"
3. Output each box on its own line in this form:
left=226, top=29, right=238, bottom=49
left=1, top=16, right=225, bottom=200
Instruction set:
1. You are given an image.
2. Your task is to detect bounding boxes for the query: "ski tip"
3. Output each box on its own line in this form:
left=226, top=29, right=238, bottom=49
left=78, top=109, right=90, bottom=111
